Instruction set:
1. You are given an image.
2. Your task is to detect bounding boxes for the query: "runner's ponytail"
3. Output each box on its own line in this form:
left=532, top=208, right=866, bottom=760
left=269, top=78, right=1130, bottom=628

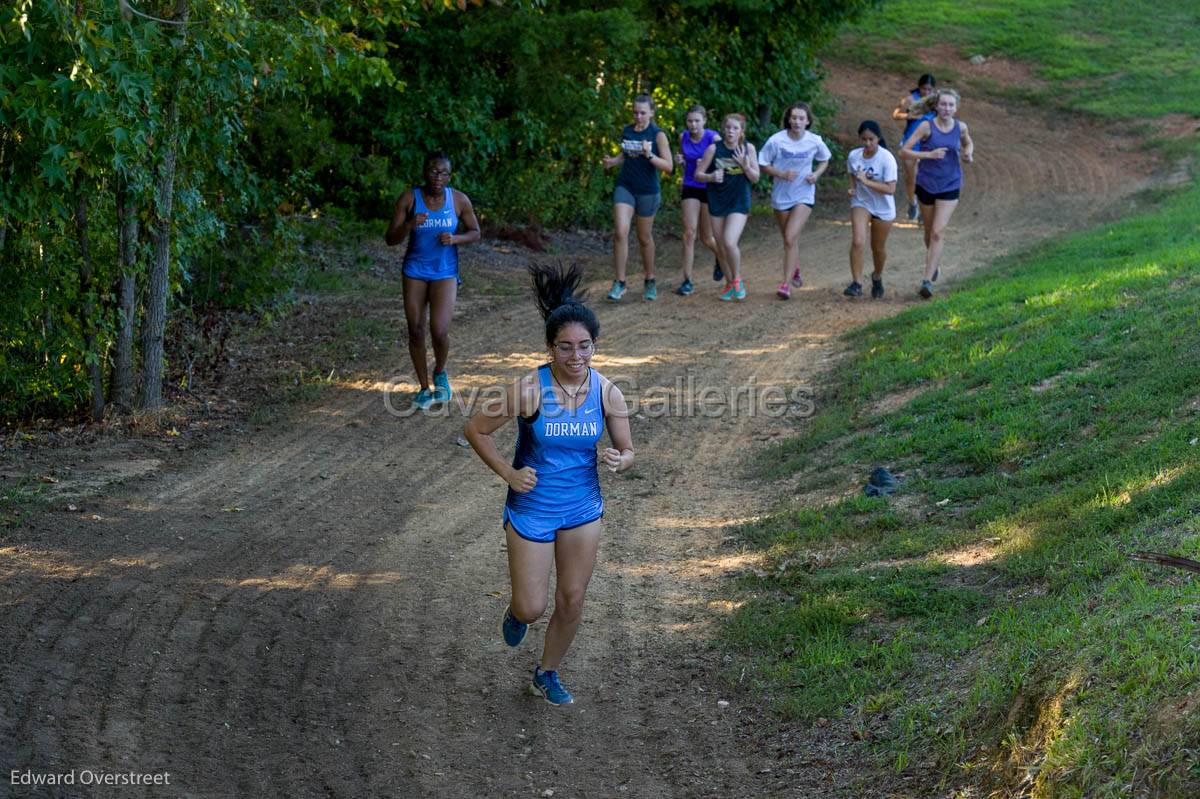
left=529, top=262, right=600, bottom=345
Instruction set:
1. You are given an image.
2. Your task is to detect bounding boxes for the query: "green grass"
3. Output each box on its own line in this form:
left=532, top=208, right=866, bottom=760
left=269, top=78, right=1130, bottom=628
left=0, top=476, right=50, bottom=529
left=839, top=0, right=1200, bottom=116
left=723, top=146, right=1200, bottom=796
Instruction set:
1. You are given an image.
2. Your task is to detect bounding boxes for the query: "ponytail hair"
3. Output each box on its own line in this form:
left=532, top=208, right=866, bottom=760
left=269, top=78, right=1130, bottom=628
left=857, top=119, right=887, bottom=150
left=529, top=262, right=600, bottom=345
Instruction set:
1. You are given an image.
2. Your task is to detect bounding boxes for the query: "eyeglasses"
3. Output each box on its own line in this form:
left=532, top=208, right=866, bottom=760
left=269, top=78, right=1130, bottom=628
left=553, top=341, right=594, bottom=355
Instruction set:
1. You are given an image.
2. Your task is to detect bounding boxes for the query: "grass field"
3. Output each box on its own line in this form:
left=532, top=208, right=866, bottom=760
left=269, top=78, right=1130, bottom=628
left=729, top=3, right=1200, bottom=795
left=839, top=0, right=1200, bottom=118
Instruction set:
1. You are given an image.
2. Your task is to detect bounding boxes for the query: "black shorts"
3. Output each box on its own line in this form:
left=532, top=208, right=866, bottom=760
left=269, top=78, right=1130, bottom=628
left=680, top=184, right=708, bottom=204
left=915, top=185, right=961, bottom=205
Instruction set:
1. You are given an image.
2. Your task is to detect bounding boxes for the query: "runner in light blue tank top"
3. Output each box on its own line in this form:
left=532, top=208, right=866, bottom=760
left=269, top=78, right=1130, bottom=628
left=385, top=153, right=480, bottom=410
left=892, top=73, right=937, bottom=220
left=464, top=262, right=635, bottom=706
left=504, top=364, right=604, bottom=539
left=403, top=186, right=459, bottom=281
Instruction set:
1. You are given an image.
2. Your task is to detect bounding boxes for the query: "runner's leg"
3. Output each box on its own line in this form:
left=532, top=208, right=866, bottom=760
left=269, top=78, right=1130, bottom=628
left=427, top=278, right=458, bottom=376
left=403, top=276, right=431, bottom=390
left=539, top=519, right=602, bottom=671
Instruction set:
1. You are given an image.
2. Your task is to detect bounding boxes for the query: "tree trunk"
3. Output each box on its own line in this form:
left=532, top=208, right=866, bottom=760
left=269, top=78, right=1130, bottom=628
left=113, top=180, right=138, bottom=412
left=73, top=170, right=106, bottom=423
left=138, top=94, right=179, bottom=409
left=138, top=1, right=188, bottom=409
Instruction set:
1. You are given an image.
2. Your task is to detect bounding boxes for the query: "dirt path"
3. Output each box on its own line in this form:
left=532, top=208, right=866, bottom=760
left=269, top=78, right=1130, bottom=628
left=0, top=64, right=1159, bottom=798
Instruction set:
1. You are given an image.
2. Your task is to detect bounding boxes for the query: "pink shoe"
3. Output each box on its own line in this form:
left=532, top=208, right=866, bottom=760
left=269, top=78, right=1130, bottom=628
left=790, top=268, right=803, bottom=288
left=777, top=282, right=791, bottom=300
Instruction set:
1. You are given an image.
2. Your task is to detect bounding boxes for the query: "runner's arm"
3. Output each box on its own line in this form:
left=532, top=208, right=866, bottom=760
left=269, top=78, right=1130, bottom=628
left=444, top=193, right=482, bottom=246
left=742, top=144, right=761, bottom=184
left=384, top=190, right=417, bottom=246
left=464, top=374, right=540, bottom=490
left=600, top=379, right=634, bottom=473
left=692, top=144, right=717, bottom=183
left=648, top=131, right=673, bottom=174
left=901, top=122, right=934, bottom=161
left=808, top=158, right=829, bottom=183
left=892, top=94, right=913, bottom=121
left=960, top=122, right=974, bottom=163
left=850, top=166, right=897, bottom=195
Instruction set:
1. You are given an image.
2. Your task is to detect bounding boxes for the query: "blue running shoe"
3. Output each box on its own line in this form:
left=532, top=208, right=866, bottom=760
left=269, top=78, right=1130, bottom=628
left=673, top=279, right=694, bottom=296
left=432, top=370, right=452, bottom=403
left=713, top=259, right=724, bottom=282
left=413, top=387, right=435, bottom=410
left=606, top=280, right=627, bottom=302
left=530, top=667, right=574, bottom=705
left=500, top=605, right=527, bottom=647
left=643, top=279, right=657, bottom=301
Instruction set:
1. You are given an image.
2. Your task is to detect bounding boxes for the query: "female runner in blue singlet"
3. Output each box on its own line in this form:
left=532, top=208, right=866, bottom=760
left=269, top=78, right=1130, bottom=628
left=891, top=73, right=937, bottom=221
left=385, top=152, right=480, bottom=409
left=463, top=262, right=635, bottom=706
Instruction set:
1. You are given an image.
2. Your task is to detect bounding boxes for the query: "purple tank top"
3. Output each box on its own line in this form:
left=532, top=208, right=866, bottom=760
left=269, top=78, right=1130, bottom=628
left=916, top=119, right=962, bottom=194
left=681, top=129, right=718, bottom=189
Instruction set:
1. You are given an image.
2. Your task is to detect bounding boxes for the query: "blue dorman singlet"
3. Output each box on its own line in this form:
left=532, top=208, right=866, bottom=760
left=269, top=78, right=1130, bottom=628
left=505, top=365, right=605, bottom=513
left=403, top=187, right=459, bottom=280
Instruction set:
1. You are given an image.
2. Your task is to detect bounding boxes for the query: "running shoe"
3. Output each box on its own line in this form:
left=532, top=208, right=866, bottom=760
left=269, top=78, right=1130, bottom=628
left=733, top=278, right=747, bottom=301
left=500, top=605, right=527, bottom=647
left=674, top=279, right=694, bottom=296
left=907, top=200, right=918, bottom=221
left=530, top=667, right=574, bottom=705
left=790, top=268, right=803, bottom=288
left=432, top=370, right=452, bottom=403
left=919, top=280, right=934, bottom=299
left=871, top=277, right=885, bottom=299
left=606, top=280, right=627, bottom=302
left=843, top=281, right=863, bottom=298
left=413, top=387, right=435, bottom=410
left=776, top=282, right=791, bottom=300
left=713, top=259, right=724, bottom=282
left=643, top=279, right=657, bottom=301
left=718, top=281, right=737, bottom=302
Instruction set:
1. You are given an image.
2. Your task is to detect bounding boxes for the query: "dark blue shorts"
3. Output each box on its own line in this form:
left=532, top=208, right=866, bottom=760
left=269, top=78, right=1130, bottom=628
left=503, top=498, right=604, bottom=543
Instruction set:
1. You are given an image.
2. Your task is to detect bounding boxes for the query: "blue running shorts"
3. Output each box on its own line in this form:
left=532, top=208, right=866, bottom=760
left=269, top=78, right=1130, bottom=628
left=503, top=498, right=604, bottom=543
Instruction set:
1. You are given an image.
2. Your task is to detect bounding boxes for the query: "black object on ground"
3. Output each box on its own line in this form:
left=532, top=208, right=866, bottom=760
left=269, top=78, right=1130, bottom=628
left=864, top=466, right=899, bottom=497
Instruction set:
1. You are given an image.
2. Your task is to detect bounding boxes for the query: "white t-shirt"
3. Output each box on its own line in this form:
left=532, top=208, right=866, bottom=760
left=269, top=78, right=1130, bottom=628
left=847, top=146, right=898, bottom=221
left=758, top=130, right=831, bottom=210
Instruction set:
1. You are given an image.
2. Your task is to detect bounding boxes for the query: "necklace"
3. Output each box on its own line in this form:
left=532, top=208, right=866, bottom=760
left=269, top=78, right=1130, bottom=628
left=551, top=366, right=587, bottom=401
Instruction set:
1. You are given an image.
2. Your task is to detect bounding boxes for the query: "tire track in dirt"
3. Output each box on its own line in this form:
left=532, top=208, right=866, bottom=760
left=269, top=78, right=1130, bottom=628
left=0, top=62, right=1165, bottom=798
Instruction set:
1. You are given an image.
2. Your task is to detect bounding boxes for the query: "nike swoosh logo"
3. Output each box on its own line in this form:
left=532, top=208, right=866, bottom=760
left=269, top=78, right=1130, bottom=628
left=584, top=408, right=597, bottom=414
